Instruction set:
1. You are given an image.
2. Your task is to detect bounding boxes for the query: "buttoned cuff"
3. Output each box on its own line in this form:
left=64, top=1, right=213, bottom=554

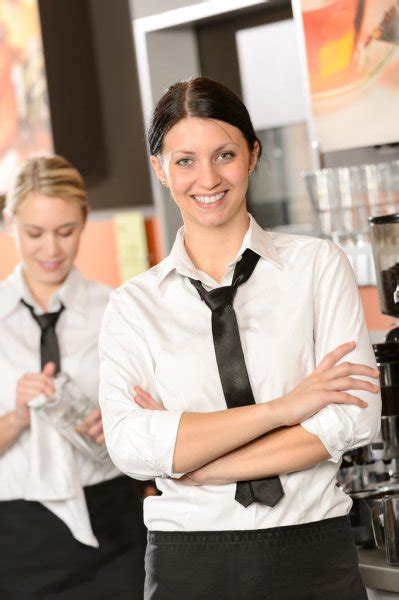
left=300, top=404, right=356, bottom=463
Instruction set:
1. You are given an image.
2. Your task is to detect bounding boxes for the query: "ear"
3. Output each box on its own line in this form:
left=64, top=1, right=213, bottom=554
left=149, top=155, right=167, bottom=185
left=250, top=141, right=260, bottom=171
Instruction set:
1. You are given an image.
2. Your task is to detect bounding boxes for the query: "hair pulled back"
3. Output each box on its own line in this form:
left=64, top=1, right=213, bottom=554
left=148, top=77, right=261, bottom=159
left=5, top=154, right=89, bottom=219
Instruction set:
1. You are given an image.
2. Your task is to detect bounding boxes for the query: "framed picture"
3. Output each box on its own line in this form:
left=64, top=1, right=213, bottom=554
left=295, top=0, right=399, bottom=152
left=0, top=0, right=52, bottom=197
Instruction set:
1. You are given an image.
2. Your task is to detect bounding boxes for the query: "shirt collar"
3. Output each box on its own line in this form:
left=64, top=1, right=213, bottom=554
left=0, top=264, right=88, bottom=320
left=156, top=213, right=283, bottom=287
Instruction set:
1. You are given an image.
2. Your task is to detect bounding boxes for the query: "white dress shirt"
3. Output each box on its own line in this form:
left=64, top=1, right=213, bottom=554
left=0, top=265, right=119, bottom=542
left=99, top=215, right=381, bottom=532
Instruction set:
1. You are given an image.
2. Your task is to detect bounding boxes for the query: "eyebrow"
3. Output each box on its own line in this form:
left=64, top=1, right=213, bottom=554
left=171, top=142, right=240, bottom=157
left=23, top=222, right=79, bottom=231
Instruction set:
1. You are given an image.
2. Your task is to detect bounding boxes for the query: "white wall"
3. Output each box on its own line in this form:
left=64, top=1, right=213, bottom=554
left=236, top=19, right=307, bottom=130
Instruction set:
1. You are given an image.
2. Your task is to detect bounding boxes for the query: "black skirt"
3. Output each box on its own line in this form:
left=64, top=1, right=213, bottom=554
left=144, top=515, right=367, bottom=600
left=0, top=476, right=147, bottom=599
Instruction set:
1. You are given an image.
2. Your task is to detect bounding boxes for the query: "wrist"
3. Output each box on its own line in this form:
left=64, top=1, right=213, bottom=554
left=189, top=465, right=224, bottom=486
left=9, top=410, right=28, bottom=434
left=262, top=399, right=284, bottom=430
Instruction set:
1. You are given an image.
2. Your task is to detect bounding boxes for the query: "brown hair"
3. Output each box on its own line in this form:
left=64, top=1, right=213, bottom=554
left=148, top=77, right=261, bottom=159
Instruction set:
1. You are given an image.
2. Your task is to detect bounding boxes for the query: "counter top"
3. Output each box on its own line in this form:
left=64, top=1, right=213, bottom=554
left=358, top=548, right=399, bottom=593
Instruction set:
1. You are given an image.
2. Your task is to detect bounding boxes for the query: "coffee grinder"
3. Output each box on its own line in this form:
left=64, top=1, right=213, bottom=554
left=338, top=213, right=399, bottom=547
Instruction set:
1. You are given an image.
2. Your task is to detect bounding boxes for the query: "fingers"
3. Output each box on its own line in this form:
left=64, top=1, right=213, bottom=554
left=326, top=362, right=380, bottom=381
left=42, top=362, right=56, bottom=377
left=87, top=421, right=104, bottom=445
left=324, top=376, right=379, bottom=393
left=20, top=372, right=55, bottom=384
left=324, top=391, right=368, bottom=408
left=134, top=386, right=164, bottom=410
left=82, top=407, right=101, bottom=428
left=76, top=409, right=105, bottom=445
left=314, top=341, right=356, bottom=374
left=135, top=386, right=153, bottom=401
left=19, top=373, right=55, bottom=395
left=17, top=378, right=54, bottom=400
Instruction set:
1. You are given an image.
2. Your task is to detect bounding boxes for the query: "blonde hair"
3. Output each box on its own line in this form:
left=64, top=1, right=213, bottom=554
left=4, top=155, right=89, bottom=218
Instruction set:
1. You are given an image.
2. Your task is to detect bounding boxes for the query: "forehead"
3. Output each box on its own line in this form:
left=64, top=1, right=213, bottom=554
left=163, top=117, right=246, bottom=153
left=16, top=192, right=82, bottom=224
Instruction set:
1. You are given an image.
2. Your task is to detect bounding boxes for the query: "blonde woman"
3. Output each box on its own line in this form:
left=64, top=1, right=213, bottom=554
left=0, top=155, right=146, bottom=598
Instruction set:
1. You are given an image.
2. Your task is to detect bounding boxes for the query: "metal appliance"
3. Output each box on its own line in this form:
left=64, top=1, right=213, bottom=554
left=338, top=213, right=399, bottom=556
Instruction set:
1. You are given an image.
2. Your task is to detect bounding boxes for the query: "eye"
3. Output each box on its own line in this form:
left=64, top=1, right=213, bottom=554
left=176, top=158, right=194, bottom=167
left=58, top=229, right=74, bottom=237
left=216, top=151, right=235, bottom=162
left=25, top=228, right=43, bottom=240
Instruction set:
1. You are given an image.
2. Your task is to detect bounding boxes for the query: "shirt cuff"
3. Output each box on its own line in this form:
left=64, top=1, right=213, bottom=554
left=149, top=410, right=184, bottom=477
left=300, top=404, right=356, bottom=463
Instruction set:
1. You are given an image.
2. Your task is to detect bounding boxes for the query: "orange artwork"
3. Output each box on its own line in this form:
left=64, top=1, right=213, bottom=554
left=0, top=0, right=52, bottom=195
left=299, top=0, right=399, bottom=152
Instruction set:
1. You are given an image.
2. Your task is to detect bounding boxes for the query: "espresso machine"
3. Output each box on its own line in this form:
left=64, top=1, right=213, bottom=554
left=338, top=213, right=399, bottom=558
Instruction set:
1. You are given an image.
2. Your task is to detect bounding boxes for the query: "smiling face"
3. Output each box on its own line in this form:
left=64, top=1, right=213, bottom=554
left=150, top=117, right=258, bottom=232
left=6, top=191, right=85, bottom=290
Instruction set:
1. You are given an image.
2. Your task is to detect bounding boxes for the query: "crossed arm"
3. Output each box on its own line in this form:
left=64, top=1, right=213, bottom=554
left=133, top=341, right=379, bottom=485
left=179, top=426, right=329, bottom=486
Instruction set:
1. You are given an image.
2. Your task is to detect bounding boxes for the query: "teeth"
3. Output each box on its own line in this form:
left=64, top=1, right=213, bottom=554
left=194, top=192, right=225, bottom=204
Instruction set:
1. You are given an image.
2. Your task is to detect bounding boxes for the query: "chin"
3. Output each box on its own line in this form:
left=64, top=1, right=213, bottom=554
left=34, top=264, right=69, bottom=285
left=196, top=208, right=238, bottom=229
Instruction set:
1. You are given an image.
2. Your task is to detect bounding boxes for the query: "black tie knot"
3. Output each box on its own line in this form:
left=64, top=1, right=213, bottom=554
left=21, top=299, right=65, bottom=331
left=203, top=286, right=237, bottom=311
left=35, top=311, right=62, bottom=332
left=21, top=299, right=65, bottom=373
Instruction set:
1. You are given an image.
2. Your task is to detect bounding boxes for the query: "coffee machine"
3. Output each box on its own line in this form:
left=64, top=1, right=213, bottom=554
left=338, top=213, right=399, bottom=549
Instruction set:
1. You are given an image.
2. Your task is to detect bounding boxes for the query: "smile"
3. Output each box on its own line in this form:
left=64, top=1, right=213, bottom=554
left=192, top=191, right=226, bottom=205
left=38, top=260, right=63, bottom=272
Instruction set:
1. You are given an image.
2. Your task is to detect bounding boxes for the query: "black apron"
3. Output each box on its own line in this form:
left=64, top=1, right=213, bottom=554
left=144, top=516, right=367, bottom=600
left=0, top=476, right=146, bottom=599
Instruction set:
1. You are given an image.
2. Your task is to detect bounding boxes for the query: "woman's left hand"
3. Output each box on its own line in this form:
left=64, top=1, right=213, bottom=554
left=76, top=407, right=105, bottom=445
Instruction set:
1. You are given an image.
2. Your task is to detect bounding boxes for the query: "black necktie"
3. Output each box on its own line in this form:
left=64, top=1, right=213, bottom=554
left=21, top=300, right=65, bottom=373
left=189, top=248, right=284, bottom=508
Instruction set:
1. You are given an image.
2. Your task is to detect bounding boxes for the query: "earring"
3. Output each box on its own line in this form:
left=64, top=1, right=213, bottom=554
left=248, top=168, right=254, bottom=176
left=161, top=179, right=168, bottom=188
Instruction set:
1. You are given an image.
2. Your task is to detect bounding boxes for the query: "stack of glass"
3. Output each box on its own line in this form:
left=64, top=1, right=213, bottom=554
left=302, top=160, right=399, bottom=285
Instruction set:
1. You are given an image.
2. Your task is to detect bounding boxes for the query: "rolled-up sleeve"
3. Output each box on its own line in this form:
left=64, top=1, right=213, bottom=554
left=301, top=241, right=381, bottom=462
left=98, top=288, right=183, bottom=480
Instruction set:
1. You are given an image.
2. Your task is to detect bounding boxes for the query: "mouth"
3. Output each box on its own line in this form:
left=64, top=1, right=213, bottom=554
left=192, top=191, right=227, bottom=207
left=37, top=260, right=64, bottom=273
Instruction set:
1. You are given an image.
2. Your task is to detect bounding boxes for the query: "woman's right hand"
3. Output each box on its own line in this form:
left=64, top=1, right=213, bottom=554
left=14, top=362, right=56, bottom=428
left=269, top=341, right=380, bottom=428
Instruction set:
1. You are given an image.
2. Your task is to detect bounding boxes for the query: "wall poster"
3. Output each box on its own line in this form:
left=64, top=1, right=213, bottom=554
left=298, top=0, right=399, bottom=152
left=0, top=0, right=52, bottom=196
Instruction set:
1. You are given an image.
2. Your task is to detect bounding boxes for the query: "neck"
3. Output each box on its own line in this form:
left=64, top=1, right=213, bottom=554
left=22, top=268, right=63, bottom=311
left=184, top=211, right=250, bottom=282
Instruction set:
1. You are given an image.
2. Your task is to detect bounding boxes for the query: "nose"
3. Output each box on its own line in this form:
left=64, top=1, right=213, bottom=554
left=43, top=233, right=61, bottom=257
left=197, top=160, right=222, bottom=190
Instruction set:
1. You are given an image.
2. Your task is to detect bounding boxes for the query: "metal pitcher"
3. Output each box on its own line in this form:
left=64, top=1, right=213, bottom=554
left=371, top=494, right=399, bottom=565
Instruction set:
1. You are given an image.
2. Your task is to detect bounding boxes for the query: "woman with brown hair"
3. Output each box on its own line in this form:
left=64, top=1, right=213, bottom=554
left=99, top=78, right=380, bottom=600
left=0, top=155, right=146, bottom=598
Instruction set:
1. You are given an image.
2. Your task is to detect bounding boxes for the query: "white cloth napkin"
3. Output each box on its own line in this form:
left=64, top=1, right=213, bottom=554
left=23, top=391, right=99, bottom=547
